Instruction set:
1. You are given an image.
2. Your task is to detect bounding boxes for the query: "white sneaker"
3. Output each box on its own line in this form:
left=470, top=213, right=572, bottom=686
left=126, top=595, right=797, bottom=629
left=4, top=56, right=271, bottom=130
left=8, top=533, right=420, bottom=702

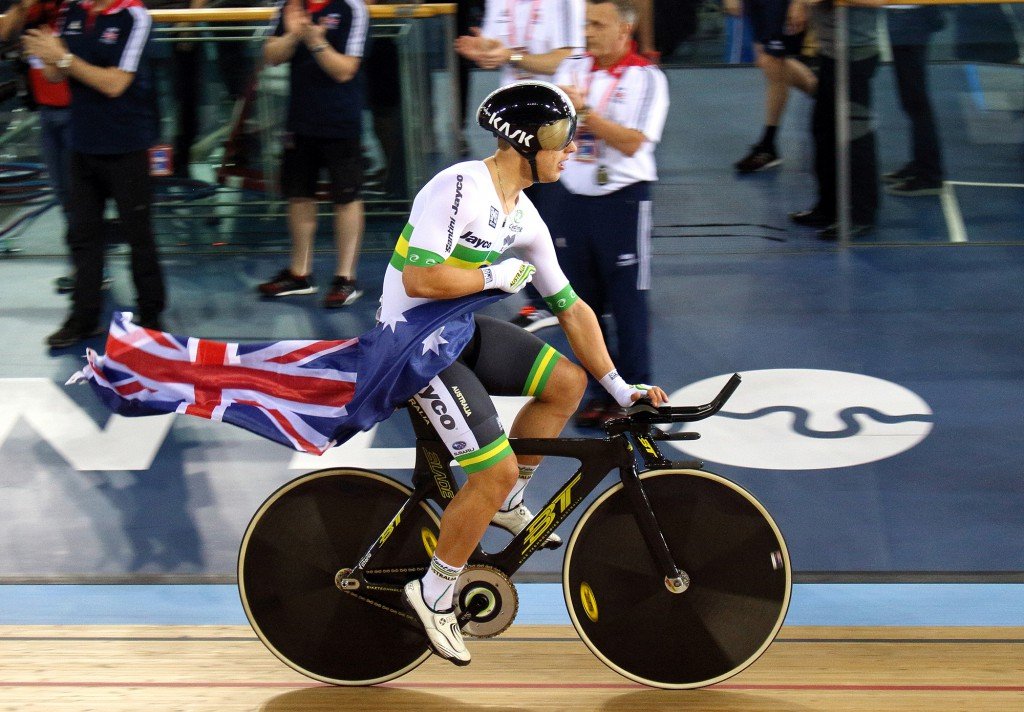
left=402, top=579, right=471, bottom=666
left=491, top=504, right=562, bottom=549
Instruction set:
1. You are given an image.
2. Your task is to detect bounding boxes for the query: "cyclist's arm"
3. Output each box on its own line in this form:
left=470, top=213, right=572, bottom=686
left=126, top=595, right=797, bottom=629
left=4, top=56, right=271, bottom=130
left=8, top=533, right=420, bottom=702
left=557, top=299, right=615, bottom=376
left=403, top=263, right=484, bottom=299
left=402, top=169, right=485, bottom=298
left=557, top=300, right=667, bottom=406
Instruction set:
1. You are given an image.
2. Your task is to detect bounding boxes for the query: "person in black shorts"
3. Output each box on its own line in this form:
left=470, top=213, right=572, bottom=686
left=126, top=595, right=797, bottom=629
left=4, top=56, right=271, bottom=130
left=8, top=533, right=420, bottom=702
left=257, top=0, right=369, bottom=308
left=725, top=0, right=816, bottom=173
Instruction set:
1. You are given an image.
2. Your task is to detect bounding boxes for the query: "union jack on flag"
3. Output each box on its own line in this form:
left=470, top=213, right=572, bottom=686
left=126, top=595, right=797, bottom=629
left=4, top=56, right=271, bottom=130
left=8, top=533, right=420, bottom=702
left=70, top=291, right=506, bottom=454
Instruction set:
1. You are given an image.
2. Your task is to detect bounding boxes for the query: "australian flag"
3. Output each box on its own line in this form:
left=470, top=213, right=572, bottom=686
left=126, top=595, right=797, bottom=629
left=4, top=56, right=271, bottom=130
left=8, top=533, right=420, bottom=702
left=70, top=291, right=506, bottom=454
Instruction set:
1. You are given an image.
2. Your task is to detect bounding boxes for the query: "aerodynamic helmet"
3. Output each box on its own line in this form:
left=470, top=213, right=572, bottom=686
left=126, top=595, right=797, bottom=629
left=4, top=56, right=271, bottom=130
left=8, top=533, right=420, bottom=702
left=477, top=80, right=578, bottom=158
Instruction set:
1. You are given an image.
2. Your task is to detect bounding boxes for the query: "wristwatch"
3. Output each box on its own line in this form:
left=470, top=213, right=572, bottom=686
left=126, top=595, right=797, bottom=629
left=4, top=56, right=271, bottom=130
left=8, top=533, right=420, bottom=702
left=509, top=52, right=524, bottom=67
left=310, top=43, right=328, bottom=54
left=56, top=53, right=73, bottom=70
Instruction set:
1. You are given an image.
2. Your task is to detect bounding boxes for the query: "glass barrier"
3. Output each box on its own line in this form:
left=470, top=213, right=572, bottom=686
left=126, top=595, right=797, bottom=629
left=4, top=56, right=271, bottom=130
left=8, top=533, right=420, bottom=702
left=3, top=2, right=1021, bottom=254
left=833, top=1, right=1024, bottom=245
left=0, top=4, right=457, bottom=254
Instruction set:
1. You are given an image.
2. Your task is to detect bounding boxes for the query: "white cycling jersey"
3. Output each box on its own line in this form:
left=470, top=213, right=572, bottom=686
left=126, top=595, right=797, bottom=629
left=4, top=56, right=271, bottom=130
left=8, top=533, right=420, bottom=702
left=379, top=160, right=578, bottom=329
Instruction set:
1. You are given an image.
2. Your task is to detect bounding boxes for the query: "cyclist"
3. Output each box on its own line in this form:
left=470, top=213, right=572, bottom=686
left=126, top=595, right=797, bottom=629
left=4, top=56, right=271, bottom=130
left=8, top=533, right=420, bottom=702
left=394, top=80, right=668, bottom=665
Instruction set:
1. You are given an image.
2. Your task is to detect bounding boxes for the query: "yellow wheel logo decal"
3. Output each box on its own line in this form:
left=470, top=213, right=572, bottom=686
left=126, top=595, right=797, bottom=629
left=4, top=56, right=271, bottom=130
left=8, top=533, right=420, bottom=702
left=580, top=582, right=598, bottom=622
left=421, top=528, right=438, bottom=557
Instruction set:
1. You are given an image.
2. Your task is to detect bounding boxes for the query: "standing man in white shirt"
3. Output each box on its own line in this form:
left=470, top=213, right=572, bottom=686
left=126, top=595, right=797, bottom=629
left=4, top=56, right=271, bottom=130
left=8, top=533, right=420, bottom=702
left=455, top=0, right=584, bottom=86
left=552, top=0, right=669, bottom=426
left=456, top=0, right=586, bottom=331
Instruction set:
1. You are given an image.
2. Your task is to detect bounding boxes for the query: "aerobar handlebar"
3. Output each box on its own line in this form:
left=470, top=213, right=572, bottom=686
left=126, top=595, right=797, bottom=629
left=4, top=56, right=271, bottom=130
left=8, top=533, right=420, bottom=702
left=620, top=373, right=741, bottom=425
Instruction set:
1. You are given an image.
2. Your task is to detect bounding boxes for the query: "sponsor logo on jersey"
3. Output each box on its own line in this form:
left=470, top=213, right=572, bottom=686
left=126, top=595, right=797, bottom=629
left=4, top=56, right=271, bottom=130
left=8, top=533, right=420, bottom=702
left=489, top=206, right=499, bottom=228
left=462, top=232, right=492, bottom=250
left=501, top=235, right=515, bottom=250
left=322, top=13, right=340, bottom=29
left=447, top=175, right=464, bottom=253
left=100, top=27, right=120, bottom=44
left=487, top=114, right=534, bottom=148
left=452, top=440, right=467, bottom=450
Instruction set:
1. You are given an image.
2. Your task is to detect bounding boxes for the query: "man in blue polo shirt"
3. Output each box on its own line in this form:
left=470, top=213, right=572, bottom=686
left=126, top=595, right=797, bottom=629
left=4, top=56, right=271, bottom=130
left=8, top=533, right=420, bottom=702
left=24, top=0, right=166, bottom=348
left=257, top=0, right=369, bottom=309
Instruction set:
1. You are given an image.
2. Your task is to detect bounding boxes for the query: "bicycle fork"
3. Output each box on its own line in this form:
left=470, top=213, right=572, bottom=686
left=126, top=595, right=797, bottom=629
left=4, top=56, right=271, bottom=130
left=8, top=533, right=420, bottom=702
left=620, top=464, right=690, bottom=594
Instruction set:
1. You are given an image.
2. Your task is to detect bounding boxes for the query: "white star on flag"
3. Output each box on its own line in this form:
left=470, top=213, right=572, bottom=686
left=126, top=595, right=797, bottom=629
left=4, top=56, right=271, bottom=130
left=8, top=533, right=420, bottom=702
left=379, top=302, right=409, bottom=332
left=421, top=326, right=448, bottom=355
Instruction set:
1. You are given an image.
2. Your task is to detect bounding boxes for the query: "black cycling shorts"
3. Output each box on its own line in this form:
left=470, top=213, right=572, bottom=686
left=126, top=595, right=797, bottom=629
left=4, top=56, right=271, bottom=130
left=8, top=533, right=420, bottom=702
left=280, top=133, right=362, bottom=205
left=408, top=315, right=564, bottom=474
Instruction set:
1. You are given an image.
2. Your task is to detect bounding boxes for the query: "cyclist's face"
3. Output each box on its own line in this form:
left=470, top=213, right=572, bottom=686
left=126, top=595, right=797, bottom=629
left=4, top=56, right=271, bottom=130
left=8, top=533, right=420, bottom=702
left=535, top=141, right=578, bottom=183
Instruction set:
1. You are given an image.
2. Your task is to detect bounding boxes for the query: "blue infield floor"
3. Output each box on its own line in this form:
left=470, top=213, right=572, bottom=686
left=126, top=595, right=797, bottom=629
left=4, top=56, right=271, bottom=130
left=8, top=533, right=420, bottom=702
left=1, top=584, right=1022, bottom=627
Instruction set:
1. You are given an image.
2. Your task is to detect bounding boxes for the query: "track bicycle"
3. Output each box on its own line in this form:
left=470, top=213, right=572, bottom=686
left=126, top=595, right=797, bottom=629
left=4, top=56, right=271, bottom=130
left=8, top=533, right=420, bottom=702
left=237, top=373, right=792, bottom=689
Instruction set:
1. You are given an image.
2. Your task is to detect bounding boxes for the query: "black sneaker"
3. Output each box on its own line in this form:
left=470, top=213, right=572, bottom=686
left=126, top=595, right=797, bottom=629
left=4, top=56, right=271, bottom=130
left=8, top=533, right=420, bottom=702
left=885, top=176, right=943, bottom=197
left=323, top=277, right=363, bottom=308
left=510, top=305, right=558, bottom=333
left=258, top=269, right=316, bottom=297
left=734, top=145, right=782, bottom=174
left=45, top=317, right=104, bottom=349
left=881, top=164, right=916, bottom=184
left=54, top=275, right=113, bottom=294
left=817, top=222, right=874, bottom=241
left=789, top=208, right=836, bottom=228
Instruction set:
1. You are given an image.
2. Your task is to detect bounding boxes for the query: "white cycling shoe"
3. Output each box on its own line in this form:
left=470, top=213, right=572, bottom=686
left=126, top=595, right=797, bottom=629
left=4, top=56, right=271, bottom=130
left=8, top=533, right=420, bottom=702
left=402, top=579, right=471, bottom=666
left=491, top=504, right=563, bottom=549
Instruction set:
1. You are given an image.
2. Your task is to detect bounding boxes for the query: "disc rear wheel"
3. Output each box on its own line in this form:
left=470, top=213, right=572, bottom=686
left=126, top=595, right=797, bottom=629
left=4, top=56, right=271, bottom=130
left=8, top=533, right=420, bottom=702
left=238, top=468, right=440, bottom=685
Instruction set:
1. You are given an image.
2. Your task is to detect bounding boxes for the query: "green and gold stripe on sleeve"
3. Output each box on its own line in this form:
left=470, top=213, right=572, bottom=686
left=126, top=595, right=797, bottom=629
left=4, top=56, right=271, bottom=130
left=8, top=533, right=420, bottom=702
left=389, top=223, right=446, bottom=271
left=445, top=243, right=500, bottom=269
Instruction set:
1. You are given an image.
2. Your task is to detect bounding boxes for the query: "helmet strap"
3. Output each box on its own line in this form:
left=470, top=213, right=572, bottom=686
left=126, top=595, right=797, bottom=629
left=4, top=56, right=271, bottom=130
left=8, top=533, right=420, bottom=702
left=528, top=156, right=539, bottom=183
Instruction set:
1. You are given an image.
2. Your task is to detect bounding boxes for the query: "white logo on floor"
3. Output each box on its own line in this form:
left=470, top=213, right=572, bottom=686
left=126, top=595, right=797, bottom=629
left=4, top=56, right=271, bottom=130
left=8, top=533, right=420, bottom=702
left=664, top=369, right=933, bottom=470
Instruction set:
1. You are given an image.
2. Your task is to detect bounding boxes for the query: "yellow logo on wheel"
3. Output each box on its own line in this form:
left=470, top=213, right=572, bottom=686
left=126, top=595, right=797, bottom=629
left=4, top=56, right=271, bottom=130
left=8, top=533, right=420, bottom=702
left=421, top=528, right=438, bottom=557
left=580, top=582, right=598, bottom=622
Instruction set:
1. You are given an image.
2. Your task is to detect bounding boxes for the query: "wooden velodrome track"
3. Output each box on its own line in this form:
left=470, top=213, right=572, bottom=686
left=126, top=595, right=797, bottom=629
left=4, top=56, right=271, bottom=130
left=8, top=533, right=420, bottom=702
left=1, top=624, right=1021, bottom=711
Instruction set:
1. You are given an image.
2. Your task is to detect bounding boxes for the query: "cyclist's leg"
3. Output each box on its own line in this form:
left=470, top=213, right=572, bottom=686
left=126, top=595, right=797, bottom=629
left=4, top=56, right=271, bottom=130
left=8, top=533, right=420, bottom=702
left=406, top=361, right=518, bottom=663
left=411, top=357, right=522, bottom=557
left=463, top=315, right=586, bottom=468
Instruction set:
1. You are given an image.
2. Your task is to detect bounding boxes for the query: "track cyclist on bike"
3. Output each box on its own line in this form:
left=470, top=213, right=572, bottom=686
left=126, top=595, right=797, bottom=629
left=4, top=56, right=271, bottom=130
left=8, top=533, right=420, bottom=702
left=393, top=80, right=668, bottom=665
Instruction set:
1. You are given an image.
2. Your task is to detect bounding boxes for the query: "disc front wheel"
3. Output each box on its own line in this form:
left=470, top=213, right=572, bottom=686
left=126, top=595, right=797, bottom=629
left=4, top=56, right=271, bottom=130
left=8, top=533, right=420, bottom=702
left=563, top=469, right=791, bottom=688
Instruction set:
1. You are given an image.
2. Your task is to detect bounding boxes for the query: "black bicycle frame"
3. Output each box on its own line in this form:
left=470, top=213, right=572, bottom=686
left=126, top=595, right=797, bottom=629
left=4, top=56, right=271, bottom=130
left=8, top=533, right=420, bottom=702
left=347, top=373, right=741, bottom=594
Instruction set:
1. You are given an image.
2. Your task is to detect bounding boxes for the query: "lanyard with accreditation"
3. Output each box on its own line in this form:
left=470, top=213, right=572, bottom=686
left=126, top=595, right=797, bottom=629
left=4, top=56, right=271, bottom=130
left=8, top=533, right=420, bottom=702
left=506, top=0, right=542, bottom=48
left=572, top=52, right=641, bottom=185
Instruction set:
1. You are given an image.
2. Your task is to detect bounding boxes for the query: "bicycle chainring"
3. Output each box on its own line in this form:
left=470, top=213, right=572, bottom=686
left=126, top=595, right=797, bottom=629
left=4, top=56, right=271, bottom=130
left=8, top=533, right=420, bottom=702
left=453, top=565, right=518, bottom=638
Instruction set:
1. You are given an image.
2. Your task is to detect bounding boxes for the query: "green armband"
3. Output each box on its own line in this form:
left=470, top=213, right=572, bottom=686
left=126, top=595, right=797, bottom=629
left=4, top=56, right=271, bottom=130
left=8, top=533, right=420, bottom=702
left=543, top=283, right=579, bottom=314
left=406, top=246, right=446, bottom=267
